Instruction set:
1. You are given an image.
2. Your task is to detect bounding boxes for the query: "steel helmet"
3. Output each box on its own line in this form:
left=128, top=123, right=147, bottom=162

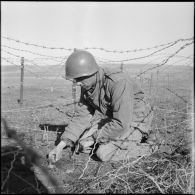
left=65, top=50, right=99, bottom=79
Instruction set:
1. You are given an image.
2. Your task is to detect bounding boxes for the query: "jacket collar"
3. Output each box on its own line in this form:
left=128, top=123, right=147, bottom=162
left=87, top=68, right=105, bottom=97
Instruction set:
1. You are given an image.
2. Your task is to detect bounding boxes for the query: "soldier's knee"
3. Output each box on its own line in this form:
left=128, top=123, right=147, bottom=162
left=79, top=137, right=94, bottom=148
left=96, top=143, right=117, bottom=162
left=130, top=129, right=143, bottom=142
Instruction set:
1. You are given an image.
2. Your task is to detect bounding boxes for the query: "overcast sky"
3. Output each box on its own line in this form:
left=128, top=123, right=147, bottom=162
left=1, top=2, right=194, bottom=66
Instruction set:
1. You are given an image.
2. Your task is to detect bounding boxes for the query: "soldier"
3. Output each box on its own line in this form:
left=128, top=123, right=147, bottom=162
left=48, top=50, right=154, bottom=163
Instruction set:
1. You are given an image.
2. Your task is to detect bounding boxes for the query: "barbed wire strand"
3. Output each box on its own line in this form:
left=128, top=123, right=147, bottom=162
left=159, top=57, right=193, bottom=73
left=83, top=40, right=175, bottom=53
left=152, top=52, right=194, bottom=60
left=136, top=41, right=194, bottom=77
left=154, top=54, right=192, bottom=70
left=164, top=87, right=189, bottom=104
left=2, top=36, right=73, bottom=51
left=2, top=38, right=193, bottom=65
left=2, top=49, right=67, bottom=68
left=2, top=44, right=67, bottom=60
left=2, top=57, right=66, bottom=81
left=2, top=35, right=193, bottom=53
left=2, top=36, right=194, bottom=193
left=84, top=37, right=193, bottom=53
left=135, top=54, right=171, bottom=71
left=1, top=57, right=21, bottom=67
left=93, top=38, right=194, bottom=63
left=2, top=56, right=43, bottom=71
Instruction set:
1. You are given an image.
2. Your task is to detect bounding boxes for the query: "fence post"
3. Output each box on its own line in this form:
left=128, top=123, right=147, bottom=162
left=150, top=73, right=153, bottom=96
left=120, top=62, right=124, bottom=72
left=139, top=70, right=143, bottom=88
left=19, top=57, right=24, bottom=105
left=72, top=80, right=77, bottom=115
left=156, top=70, right=159, bottom=96
left=186, top=103, right=189, bottom=114
left=72, top=48, right=77, bottom=114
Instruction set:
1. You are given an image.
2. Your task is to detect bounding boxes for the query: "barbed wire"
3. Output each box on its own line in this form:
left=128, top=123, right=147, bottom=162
left=2, top=36, right=193, bottom=194
left=2, top=57, right=54, bottom=80
left=2, top=56, right=41, bottom=70
left=1, top=57, right=21, bottom=67
left=23, top=59, right=46, bottom=70
left=92, top=38, right=194, bottom=63
left=136, top=55, right=169, bottom=72
left=138, top=54, right=193, bottom=75
left=159, top=62, right=193, bottom=74
left=2, top=55, right=66, bottom=81
left=2, top=37, right=193, bottom=110
left=2, top=49, right=67, bottom=66
left=136, top=41, right=194, bottom=77
left=25, top=57, right=66, bottom=72
left=2, top=36, right=73, bottom=51
left=83, top=39, right=176, bottom=53
left=151, top=52, right=194, bottom=61
left=1, top=44, right=67, bottom=60
left=159, top=56, right=193, bottom=72
left=2, top=49, right=26, bottom=59
left=164, top=87, right=190, bottom=104
left=2, top=36, right=193, bottom=66
left=2, top=35, right=193, bottom=54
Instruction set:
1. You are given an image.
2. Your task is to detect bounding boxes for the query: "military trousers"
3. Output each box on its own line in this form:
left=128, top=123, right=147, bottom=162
left=77, top=110, right=154, bottom=162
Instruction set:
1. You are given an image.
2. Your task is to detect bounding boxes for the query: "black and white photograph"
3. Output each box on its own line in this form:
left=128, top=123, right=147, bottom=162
left=1, top=1, right=194, bottom=194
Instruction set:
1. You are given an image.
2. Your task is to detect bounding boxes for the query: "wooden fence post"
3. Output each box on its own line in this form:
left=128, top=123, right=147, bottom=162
left=72, top=48, right=77, bottom=114
left=156, top=70, right=159, bottom=95
left=150, top=73, right=153, bottom=96
left=72, top=80, right=77, bottom=114
left=139, top=70, right=143, bottom=88
left=120, top=62, right=124, bottom=72
left=19, top=57, right=24, bottom=105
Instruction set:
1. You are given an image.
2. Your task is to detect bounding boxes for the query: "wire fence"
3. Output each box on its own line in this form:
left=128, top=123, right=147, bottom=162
left=1, top=35, right=194, bottom=125
left=1, top=36, right=194, bottom=194
left=2, top=36, right=193, bottom=119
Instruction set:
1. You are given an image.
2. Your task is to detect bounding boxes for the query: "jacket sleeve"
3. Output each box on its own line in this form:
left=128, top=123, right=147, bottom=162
left=98, top=79, right=134, bottom=140
left=61, top=88, right=95, bottom=143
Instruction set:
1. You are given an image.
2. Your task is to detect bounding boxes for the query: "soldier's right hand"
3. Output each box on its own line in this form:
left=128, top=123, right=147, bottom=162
left=48, top=141, right=66, bottom=163
left=48, top=147, right=63, bottom=163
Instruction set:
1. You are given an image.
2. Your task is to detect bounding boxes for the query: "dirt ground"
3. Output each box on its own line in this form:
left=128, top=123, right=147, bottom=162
left=1, top=69, right=194, bottom=194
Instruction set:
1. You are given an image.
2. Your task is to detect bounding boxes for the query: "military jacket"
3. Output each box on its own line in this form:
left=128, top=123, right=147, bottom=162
left=61, top=67, right=151, bottom=143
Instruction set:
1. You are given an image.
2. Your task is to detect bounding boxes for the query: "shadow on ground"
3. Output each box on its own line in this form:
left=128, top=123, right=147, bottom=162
left=39, top=123, right=68, bottom=146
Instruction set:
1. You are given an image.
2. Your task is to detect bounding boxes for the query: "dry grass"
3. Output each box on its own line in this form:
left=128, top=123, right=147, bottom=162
left=1, top=68, right=194, bottom=194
